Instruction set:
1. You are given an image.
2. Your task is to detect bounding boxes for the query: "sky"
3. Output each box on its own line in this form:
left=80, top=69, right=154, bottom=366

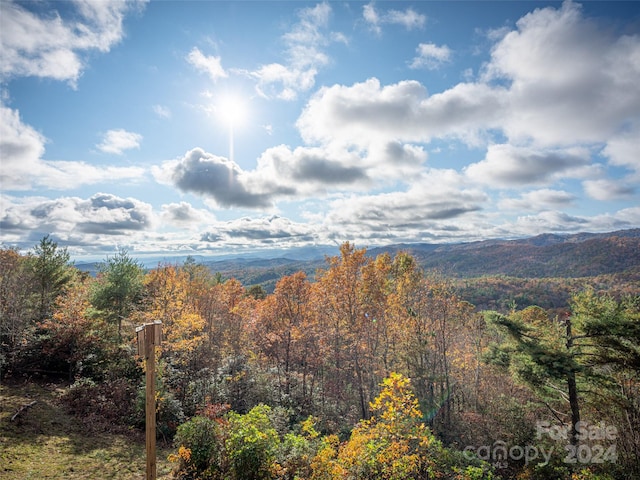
left=1, top=0, right=639, bottom=260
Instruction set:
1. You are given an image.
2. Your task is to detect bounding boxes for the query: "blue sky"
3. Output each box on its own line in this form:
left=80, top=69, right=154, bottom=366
left=1, top=1, right=639, bottom=259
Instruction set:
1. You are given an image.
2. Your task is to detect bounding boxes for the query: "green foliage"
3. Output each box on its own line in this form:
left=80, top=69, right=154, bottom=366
left=0, top=247, right=35, bottom=376
left=4, top=240, right=640, bottom=480
left=226, top=404, right=280, bottom=480
left=134, top=364, right=185, bottom=440
left=91, top=249, right=144, bottom=340
left=30, top=234, right=73, bottom=322
left=310, top=373, right=495, bottom=480
left=172, top=416, right=224, bottom=478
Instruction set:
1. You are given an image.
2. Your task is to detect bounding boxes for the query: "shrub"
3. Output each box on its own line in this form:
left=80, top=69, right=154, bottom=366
left=171, top=415, right=225, bottom=479
left=61, top=377, right=137, bottom=432
left=226, top=404, right=280, bottom=480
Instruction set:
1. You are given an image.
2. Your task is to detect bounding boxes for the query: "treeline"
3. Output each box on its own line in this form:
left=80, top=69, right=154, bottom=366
left=1, top=237, right=639, bottom=479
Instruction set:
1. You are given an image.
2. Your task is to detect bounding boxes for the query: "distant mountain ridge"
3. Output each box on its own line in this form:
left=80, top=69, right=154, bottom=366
left=367, top=228, right=640, bottom=279
left=75, top=229, right=640, bottom=287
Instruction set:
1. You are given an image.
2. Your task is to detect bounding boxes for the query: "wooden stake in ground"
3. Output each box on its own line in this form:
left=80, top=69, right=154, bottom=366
left=136, top=321, right=162, bottom=480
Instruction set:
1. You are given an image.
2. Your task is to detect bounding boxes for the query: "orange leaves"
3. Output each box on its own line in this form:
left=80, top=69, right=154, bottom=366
left=142, top=264, right=208, bottom=369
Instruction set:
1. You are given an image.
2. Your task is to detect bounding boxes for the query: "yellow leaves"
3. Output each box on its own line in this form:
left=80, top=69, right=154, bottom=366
left=167, top=445, right=192, bottom=464
left=308, top=373, right=438, bottom=479
left=301, top=416, right=320, bottom=439
left=370, top=373, right=422, bottom=424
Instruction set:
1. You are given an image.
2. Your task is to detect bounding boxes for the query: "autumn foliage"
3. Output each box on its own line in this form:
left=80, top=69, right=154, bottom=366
left=1, top=238, right=638, bottom=479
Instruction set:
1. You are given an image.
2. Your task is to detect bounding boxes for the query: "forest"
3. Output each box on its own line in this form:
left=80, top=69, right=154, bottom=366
left=1, top=235, right=639, bottom=479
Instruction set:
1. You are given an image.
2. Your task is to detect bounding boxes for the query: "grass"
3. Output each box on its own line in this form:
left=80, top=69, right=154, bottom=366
left=0, top=380, right=173, bottom=479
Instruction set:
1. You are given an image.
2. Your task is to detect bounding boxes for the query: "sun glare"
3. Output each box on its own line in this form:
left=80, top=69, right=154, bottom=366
left=217, top=94, right=247, bottom=128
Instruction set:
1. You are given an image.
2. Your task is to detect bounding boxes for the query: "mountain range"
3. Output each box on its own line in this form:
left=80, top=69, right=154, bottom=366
left=75, top=229, right=640, bottom=290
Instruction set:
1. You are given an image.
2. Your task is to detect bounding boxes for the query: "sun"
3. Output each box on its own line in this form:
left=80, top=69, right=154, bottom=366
left=216, top=93, right=248, bottom=128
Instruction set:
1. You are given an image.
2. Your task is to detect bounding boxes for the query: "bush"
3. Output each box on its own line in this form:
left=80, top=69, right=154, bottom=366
left=226, top=404, right=280, bottom=480
left=61, top=377, right=137, bottom=432
left=171, top=416, right=225, bottom=479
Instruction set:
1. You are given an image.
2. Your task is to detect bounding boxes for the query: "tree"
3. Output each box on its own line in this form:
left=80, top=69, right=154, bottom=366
left=38, top=274, right=105, bottom=380
left=570, top=290, right=640, bottom=475
left=30, top=235, right=73, bottom=322
left=91, top=249, right=144, bottom=341
left=387, top=265, right=468, bottom=437
left=252, top=272, right=319, bottom=413
left=312, top=373, right=494, bottom=480
left=485, top=306, right=582, bottom=445
left=0, top=247, right=34, bottom=376
left=313, top=242, right=373, bottom=421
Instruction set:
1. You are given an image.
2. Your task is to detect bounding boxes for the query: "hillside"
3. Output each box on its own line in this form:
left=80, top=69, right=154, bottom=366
left=203, top=229, right=640, bottom=290
left=376, top=228, right=640, bottom=278
left=74, top=229, right=640, bottom=290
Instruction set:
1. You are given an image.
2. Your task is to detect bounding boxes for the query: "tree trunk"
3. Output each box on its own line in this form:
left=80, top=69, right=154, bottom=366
left=566, top=315, right=580, bottom=447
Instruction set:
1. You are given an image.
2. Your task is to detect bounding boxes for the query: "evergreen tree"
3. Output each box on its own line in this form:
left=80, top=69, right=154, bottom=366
left=30, top=235, right=73, bottom=322
left=91, top=249, right=144, bottom=341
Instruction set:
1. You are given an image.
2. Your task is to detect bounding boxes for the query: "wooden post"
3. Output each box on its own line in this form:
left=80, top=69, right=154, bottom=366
left=137, top=321, right=162, bottom=480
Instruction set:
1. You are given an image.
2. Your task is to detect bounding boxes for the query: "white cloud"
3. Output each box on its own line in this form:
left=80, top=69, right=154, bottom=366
left=386, top=8, right=426, bottom=31
left=0, top=193, right=155, bottom=238
left=161, top=202, right=216, bottom=229
left=202, top=215, right=317, bottom=245
left=410, top=43, right=452, bottom=70
left=321, top=169, right=487, bottom=242
left=250, top=2, right=341, bottom=100
left=187, top=47, right=227, bottom=82
left=485, top=0, right=640, bottom=146
left=498, top=189, right=576, bottom=211
left=583, top=179, right=636, bottom=201
left=97, top=128, right=142, bottom=155
left=152, top=104, right=171, bottom=119
left=0, top=104, right=145, bottom=190
left=0, top=0, right=146, bottom=86
left=363, top=2, right=425, bottom=34
left=153, top=147, right=290, bottom=209
left=507, top=208, right=639, bottom=237
left=465, top=144, right=592, bottom=188
left=602, top=125, right=640, bottom=171
left=297, top=78, right=506, bottom=148
left=363, top=3, right=381, bottom=35
left=0, top=102, right=46, bottom=171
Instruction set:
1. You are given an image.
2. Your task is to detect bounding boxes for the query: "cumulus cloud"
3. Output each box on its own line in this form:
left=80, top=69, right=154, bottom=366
left=97, top=128, right=142, bottom=155
left=602, top=125, right=640, bottom=171
left=199, top=215, right=317, bottom=246
left=297, top=78, right=506, bottom=147
left=155, top=144, right=381, bottom=210
left=250, top=2, right=343, bottom=100
left=498, top=189, right=576, bottom=211
left=0, top=193, right=154, bottom=237
left=363, top=2, right=425, bottom=34
left=322, top=169, right=487, bottom=241
left=254, top=144, right=370, bottom=193
left=0, top=104, right=145, bottom=190
left=224, top=216, right=315, bottom=241
left=297, top=0, right=640, bottom=206
left=583, top=179, right=636, bottom=201
left=485, top=1, right=640, bottom=146
left=161, top=202, right=216, bottom=228
left=409, top=43, right=452, bottom=70
left=465, top=144, right=592, bottom=188
left=508, top=209, right=637, bottom=237
left=153, top=147, right=292, bottom=209
left=187, top=47, right=227, bottom=82
left=0, top=0, right=146, bottom=86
